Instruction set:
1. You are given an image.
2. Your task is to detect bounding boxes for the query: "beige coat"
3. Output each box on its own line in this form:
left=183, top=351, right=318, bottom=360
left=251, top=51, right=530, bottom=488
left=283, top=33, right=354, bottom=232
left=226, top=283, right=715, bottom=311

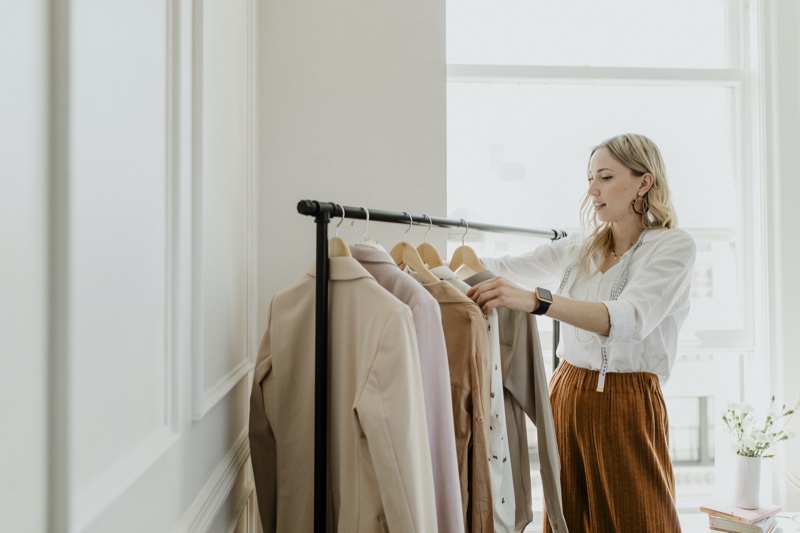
left=350, top=245, right=464, bottom=533
left=249, top=257, right=437, bottom=532
left=464, top=270, right=569, bottom=533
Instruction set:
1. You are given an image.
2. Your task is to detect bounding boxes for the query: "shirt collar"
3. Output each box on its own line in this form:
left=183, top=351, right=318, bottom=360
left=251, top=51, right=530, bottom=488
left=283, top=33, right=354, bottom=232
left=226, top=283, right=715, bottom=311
left=306, top=256, right=376, bottom=282
left=431, top=265, right=460, bottom=281
left=423, top=278, right=474, bottom=304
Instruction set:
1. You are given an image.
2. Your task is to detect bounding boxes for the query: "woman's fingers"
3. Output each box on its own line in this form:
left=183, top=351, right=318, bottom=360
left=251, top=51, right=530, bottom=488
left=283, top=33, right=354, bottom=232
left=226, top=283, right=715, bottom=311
left=467, top=277, right=534, bottom=314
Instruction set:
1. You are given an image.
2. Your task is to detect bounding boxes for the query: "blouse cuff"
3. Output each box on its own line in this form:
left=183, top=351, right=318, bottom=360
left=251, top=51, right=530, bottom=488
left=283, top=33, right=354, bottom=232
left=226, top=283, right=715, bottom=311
left=597, top=300, right=636, bottom=346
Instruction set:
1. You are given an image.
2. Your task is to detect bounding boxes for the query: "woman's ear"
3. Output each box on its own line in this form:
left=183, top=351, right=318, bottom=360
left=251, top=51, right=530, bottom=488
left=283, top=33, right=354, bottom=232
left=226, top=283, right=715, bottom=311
left=639, top=172, right=655, bottom=195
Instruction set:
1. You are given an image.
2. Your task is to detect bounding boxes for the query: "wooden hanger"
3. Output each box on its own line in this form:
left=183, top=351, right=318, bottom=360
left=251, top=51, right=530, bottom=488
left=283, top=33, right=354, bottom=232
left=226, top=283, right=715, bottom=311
left=328, top=205, right=352, bottom=258
left=329, top=236, right=351, bottom=257
left=448, top=219, right=484, bottom=279
left=389, top=213, right=439, bottom=283
left=416, top=215, right=444, bottom=268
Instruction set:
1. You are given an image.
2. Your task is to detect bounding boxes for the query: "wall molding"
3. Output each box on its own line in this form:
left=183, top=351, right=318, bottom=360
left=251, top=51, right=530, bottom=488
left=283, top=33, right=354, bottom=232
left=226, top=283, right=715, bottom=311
left=247, top=0, right=260, bottom=370
left=172, top=431, right=252, bottom=533
left=198, top=359, right=254, bottom=418
left=73, top=428, right=179, bottom=532
left=772, top=460, right=800, bottom=494
left=191, top=0, right=258, bottom=422
left=165, top=0, right=185, bottom=434
left=71, top=3, right=184, bottom=530
left=225, top=479, right=258, bottom=533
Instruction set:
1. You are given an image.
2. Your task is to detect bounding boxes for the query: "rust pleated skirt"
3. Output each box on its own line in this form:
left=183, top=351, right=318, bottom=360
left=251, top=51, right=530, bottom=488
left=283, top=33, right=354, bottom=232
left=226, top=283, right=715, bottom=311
left=543, top=361, right=681, bottom=533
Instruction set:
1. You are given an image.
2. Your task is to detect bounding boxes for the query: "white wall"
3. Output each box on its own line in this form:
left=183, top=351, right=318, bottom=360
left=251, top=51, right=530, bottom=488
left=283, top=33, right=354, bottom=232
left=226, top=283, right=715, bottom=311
left=0, top=1, right=49, bottom=531
left=1, top=0, right=261, bottom=530
left=257, top=0, right=448, bottom=317
left=1, top=0, right=446, bottom=531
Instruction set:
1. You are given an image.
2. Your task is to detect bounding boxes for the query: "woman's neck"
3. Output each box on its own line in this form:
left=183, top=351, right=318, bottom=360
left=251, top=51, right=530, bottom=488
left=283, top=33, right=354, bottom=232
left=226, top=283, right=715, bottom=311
left=610, top=222, right=646, bottom=254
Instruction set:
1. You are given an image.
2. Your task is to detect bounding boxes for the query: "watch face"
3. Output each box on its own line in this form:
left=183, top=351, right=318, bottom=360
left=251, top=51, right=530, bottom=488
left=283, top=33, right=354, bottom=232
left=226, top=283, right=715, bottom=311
left=537, top=288, right=553, bottom=303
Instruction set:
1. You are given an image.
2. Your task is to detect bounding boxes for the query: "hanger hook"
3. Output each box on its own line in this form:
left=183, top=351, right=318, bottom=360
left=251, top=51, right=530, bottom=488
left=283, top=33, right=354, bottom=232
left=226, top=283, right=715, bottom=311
left=361, top=207, right=370, bottom=237
left=460, top=218, right=469, bottom=246
left=402, top=212, right=413, bottom=242
left=335, top=204, right=345, bottom=237
left=423, top=215, right=433, bottom=243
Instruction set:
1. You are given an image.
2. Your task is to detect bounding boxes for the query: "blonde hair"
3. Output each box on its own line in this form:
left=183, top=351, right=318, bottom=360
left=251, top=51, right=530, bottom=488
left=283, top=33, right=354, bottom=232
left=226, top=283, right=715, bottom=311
left=578, top=133, right=678, bottom=272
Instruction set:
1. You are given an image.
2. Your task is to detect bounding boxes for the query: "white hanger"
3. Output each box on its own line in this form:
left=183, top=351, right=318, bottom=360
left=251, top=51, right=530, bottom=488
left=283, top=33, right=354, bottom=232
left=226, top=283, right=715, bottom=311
left=354, top=206, right=386, bottom=251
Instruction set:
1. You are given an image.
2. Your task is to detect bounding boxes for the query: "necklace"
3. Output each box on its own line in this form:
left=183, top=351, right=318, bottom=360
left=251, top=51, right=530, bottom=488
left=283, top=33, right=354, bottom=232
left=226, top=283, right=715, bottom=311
left=610, top=242, right=634, bottom=260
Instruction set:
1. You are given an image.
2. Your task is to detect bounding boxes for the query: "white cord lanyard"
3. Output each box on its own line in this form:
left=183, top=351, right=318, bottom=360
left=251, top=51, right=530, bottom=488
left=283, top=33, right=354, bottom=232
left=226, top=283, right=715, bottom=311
left=555, top=229, right=649, bottom=392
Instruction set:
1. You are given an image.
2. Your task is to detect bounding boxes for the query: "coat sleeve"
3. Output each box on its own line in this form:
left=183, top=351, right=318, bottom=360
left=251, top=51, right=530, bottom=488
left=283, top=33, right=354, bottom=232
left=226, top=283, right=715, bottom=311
left=249, top=303, right=278, bottom=533
left=354, top=304, right=438, bottom=532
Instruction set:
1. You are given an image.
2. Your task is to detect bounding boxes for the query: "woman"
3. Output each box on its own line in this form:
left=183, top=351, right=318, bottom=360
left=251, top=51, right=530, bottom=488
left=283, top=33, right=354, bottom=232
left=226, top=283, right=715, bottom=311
left=467, top=133, right=695, bottom=532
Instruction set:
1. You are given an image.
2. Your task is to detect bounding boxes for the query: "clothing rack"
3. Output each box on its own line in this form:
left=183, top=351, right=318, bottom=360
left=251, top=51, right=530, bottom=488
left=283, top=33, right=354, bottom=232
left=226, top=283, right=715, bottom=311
left=296, top=199, right=567, bottom=532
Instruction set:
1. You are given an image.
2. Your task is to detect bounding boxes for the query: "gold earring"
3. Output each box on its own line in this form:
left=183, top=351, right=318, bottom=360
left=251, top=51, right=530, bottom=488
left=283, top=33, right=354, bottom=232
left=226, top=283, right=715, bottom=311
left=632, top=193, right=647, bottom=215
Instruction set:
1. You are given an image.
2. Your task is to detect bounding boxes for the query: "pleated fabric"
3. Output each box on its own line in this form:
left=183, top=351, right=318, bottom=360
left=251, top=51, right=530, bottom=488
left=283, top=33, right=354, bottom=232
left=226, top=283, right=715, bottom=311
left=543, top=361, right=681, bottom=533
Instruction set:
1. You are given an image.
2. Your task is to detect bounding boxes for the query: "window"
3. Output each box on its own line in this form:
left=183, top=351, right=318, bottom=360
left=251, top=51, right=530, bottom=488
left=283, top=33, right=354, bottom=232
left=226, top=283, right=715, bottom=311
left=446, top=0, right=760, bottom=523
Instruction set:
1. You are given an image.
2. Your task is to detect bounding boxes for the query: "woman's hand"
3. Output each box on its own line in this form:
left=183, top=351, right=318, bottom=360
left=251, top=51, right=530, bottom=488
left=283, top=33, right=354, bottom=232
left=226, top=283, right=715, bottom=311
left=466, top=276, right=538, bottom=315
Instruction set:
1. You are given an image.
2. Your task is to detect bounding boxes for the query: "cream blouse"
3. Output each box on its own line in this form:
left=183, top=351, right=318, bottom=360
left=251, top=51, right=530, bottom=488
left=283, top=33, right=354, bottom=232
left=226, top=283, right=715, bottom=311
left=480, top=228, right=696, bottom=380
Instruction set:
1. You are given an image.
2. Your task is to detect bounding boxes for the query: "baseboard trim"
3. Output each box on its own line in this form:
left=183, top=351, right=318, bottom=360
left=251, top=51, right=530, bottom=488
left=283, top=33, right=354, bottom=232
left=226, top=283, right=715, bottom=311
left=172, top=430, right=251, bottom=533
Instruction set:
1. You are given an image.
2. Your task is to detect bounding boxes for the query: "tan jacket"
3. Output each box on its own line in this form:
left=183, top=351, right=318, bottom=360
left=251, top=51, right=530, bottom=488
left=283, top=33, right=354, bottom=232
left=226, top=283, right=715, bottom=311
left=421, top=280, right=494, bottom=533
left=249, top=257, right=437, bottom=532
left=465, top=270, right=569, bottom=533
left=350, top=245, right=464, bottom=533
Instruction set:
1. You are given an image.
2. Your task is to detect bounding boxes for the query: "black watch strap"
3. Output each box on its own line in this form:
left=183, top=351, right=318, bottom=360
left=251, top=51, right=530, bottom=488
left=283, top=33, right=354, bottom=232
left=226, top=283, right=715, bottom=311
left=532, top=287, right=552, bottom=316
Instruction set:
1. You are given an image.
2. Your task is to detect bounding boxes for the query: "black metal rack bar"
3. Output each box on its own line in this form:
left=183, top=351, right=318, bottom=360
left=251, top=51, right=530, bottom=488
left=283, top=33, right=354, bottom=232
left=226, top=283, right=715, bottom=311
left=297, top=199, right=569, bottom=240
left=296, top=199, right=566, bottom=533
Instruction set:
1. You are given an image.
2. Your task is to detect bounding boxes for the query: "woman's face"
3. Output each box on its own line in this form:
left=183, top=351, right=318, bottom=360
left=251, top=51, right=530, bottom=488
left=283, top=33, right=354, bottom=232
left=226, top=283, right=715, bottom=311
left=587, top=147, right=642, bottom=224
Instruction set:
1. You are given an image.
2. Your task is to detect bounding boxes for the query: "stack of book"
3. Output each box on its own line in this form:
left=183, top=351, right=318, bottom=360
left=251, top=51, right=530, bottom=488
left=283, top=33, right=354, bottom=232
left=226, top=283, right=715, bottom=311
left=699, top=501, right=781, bottom=532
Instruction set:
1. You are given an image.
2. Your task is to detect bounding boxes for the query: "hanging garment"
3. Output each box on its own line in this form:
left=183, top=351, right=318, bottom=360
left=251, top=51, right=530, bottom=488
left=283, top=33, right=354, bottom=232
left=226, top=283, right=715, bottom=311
left=350, top=244, right=464, bottom=533
left=430, top=266, right=515, bottom=533
left=420, top=279, right=494, bottom=533
left=249, top=257, right=437, bottom=533
left=464, top=269, right=569, bottom=533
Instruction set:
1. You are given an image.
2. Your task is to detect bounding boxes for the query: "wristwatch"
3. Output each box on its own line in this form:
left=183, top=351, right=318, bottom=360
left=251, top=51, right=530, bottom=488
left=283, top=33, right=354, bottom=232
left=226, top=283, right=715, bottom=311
left=532, top=287, right=553, bottom=316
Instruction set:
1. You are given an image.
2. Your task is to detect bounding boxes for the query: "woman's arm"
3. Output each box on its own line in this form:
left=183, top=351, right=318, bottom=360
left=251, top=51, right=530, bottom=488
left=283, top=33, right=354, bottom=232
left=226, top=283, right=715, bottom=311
left=466, top=277, right=611, bottom=336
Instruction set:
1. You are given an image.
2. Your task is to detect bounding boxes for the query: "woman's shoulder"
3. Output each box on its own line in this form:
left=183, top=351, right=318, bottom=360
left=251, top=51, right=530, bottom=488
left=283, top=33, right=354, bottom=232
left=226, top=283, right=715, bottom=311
left=644, top=227, right=696, bottom=254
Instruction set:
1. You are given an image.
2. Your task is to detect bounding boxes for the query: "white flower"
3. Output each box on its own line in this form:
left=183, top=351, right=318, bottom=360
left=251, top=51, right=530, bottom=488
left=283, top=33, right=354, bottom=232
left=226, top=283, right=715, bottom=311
left=722, top=395, right=798, bottom=457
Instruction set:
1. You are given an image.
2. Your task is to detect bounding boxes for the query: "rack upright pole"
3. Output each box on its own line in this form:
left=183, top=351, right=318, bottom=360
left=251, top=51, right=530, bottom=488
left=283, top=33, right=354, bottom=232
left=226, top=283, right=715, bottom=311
left=314, top=209, right=329, bottom=533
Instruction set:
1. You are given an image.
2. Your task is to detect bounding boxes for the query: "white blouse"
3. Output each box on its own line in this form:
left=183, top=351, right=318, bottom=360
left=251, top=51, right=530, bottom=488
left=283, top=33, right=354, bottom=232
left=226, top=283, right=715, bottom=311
left=480, top=228, right=696, bottom=380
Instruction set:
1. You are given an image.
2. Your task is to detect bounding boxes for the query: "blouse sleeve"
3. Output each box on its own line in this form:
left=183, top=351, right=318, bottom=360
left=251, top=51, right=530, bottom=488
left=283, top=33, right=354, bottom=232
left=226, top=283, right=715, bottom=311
left=479, top=233, right=580, bottom=290
left=598, top=229, right=696, bottom=345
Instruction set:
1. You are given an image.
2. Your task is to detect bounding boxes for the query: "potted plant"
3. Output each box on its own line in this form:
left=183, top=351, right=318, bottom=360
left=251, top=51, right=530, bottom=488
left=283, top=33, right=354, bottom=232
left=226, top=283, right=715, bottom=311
left=721, top=396, right=798, bottom=509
